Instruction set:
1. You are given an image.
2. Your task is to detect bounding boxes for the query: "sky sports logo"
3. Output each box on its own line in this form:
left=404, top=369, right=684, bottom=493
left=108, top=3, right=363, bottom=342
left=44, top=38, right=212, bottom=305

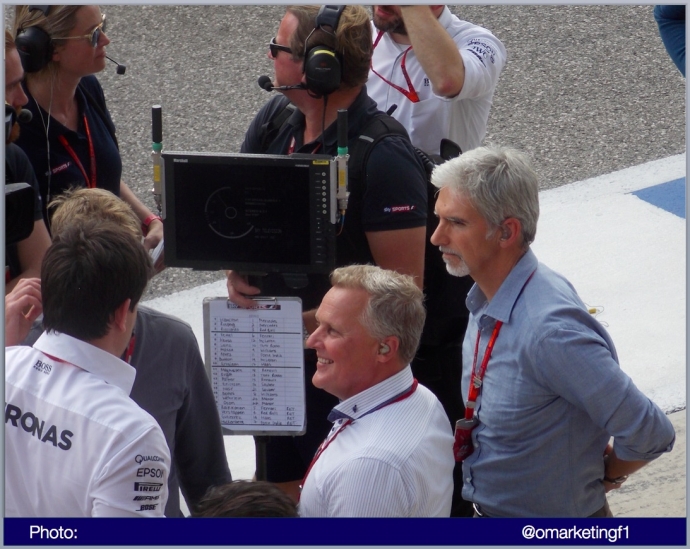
left=383, top=205, right=416, bottom=213
left=134, top=482, right=163, bottom=492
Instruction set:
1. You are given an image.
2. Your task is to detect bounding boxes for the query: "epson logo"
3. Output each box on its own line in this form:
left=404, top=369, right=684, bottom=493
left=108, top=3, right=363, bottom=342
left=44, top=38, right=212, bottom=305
left=5, top=403, right=73, bottom=451
left=134, top=482, right=163, bottom=492
left=136, top=467, right=164, bottom=478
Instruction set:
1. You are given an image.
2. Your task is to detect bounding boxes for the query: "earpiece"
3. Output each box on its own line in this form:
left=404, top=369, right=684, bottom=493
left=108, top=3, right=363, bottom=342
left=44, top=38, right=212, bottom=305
left=500, top=226, right=510, bottom=241
left=379, top=343, right=390, bottom=355
left=302, top=5, right=345, bottom=97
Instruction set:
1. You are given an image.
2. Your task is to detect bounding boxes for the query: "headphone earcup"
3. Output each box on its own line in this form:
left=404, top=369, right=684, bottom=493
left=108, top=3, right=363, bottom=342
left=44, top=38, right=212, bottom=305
left=304, top=46, right=341, bottom=97
left=15, top=26, right=53, bottom=73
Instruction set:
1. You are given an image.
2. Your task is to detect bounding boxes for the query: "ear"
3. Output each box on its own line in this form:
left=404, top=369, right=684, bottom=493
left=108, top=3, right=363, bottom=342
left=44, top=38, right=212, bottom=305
left=498, top=218, right=522, bottom=248
left=111, top=298, right=132, bottom=333
left=375, top=336, right=399, bottom=364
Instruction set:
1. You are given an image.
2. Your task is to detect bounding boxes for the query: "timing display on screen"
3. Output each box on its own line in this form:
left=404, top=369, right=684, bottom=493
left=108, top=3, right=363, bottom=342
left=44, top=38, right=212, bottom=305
left=163, top=152, right=335, bottom=274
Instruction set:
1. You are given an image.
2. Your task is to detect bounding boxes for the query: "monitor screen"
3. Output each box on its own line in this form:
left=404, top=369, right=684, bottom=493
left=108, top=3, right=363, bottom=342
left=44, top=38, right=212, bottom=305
left=163, top=152, right=336, bottom=273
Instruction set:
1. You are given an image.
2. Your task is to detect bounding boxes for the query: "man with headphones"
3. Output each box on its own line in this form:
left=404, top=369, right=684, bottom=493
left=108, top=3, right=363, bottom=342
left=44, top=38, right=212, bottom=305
left=4, top=29, right=51, bottom=293
left=227, top=5, right=429, bottom=502
left=298, top=265, right=453, bottom=516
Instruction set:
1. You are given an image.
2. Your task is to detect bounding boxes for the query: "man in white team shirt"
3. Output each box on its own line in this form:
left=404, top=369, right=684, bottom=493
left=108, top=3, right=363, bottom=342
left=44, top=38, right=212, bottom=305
left=368, top=5, right=506, bottom=156
left=298, top=265, right=454, bottom=517
left=5, top=220, right=170, bottom=517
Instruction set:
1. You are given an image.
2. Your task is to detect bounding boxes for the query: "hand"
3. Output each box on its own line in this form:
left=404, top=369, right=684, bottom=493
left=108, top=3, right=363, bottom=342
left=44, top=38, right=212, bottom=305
left=5, top=278, right=42, bottom=347
left=226, top=270, right=261, bottom=309
left=142, top=218, right=164, bottom=253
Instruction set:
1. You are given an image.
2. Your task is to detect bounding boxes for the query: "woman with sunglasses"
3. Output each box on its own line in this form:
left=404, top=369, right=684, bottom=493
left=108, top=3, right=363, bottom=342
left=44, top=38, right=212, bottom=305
left=12, top=5, right=163, bottom=254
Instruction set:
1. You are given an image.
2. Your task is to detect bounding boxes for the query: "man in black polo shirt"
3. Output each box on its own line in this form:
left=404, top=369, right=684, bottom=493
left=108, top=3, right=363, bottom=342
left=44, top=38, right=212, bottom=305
left=226, top=5, right=428, bottom=501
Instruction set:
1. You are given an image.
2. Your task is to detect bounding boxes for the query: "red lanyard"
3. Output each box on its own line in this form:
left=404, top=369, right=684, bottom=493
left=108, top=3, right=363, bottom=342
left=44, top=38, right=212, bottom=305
left=58, top=114, right=97, bottom=188
left=288, top=136, right=322, bottom=155
left=299, top=378, right=419, bottom=499
left=464, top=269, right=537, bottom=421
left=370, top=31, right=420, bottom=103
left=123, top=333, right=136, bottom=364
left=464, top=321, right=502, bottom=421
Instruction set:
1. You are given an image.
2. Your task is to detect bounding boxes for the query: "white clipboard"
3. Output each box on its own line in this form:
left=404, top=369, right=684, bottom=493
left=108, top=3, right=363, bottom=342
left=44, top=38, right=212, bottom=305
left=202, top=297, right=306, bottom=436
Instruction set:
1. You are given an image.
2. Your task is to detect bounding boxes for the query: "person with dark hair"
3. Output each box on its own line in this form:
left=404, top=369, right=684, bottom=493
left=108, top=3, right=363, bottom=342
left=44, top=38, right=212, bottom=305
left=227, top=5, right=428, bottom=502
left=4, top=29, right=51, bottom=292
left=5, top=221, right=170, bottom=517
left=20, top=187, right=233, bottom=517
left=12, top=5, right=163, bottom=256
left=299, top=265, right=453, bottom=516
left=431, top=145, right=675, bottom=517
left=194, top=481, right=298, bottom=518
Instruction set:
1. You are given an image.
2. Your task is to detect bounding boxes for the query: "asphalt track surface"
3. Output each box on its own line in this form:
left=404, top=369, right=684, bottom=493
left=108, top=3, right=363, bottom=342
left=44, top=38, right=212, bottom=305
left=9, top=4, right=683, bottom=299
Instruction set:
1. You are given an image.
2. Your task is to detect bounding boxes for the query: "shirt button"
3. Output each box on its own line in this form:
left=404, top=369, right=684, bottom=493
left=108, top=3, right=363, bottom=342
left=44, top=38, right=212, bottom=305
left=465, top=477, right=471, bottom=483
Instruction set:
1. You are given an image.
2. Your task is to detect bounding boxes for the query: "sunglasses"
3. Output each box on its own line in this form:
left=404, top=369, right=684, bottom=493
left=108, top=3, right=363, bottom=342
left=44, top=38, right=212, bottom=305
left=59, top=13, right=107, bottom=48
left=269, top=37, right=292, bottom=58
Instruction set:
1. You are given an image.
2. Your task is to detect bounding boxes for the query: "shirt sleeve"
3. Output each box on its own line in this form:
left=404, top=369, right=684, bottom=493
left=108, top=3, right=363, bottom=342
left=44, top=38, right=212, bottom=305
left=91, top=423, right=171, bottom=517
left=454, top=32, right=506, bottom=101
left=534, top=324, right=675, bottom=461
left=175, top=327, right=233, bottom=513
left=322, top=457, right=412, bottom=517
left=361, top=135, right=428, bottom=232
left=8, top=145, right=44, bottom=222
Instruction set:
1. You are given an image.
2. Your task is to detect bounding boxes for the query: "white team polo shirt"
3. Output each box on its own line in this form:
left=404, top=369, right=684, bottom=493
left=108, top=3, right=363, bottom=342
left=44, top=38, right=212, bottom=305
left=5, top=331, right=170, bottom=517
left=299, top=366, right=454, bottom=517
left=368, top=7, right=506, bottom=155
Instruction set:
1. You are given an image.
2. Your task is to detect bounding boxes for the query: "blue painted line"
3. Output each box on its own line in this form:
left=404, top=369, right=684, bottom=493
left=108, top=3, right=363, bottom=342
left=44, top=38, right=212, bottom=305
left=631, top=177, right=686, bottom=219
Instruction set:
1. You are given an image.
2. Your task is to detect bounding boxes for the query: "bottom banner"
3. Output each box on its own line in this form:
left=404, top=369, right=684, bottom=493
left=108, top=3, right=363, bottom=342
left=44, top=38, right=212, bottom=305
left=4, top=517, right=687, bottom=546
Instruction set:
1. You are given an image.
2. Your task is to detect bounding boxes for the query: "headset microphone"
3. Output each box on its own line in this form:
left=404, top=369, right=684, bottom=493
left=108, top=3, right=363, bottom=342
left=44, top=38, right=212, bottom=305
left=105, top=55, right=126, bottom=75
left=257, top=75, right=306, bottom=92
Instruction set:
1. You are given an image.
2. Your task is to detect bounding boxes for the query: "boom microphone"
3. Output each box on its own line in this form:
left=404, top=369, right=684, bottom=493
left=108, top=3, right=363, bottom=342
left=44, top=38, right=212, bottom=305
left=106, top=55, right=126, bottom=75
left=17, top=109, right=32, bottom=123
left=257, top=75, right=306, bottom=92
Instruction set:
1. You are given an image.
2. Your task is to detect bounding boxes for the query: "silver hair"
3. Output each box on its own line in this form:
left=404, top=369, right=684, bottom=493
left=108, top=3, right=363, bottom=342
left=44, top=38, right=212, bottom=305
left=330, top=264, right=425, bottom=365
left=431, top=145, right=540, bottom=246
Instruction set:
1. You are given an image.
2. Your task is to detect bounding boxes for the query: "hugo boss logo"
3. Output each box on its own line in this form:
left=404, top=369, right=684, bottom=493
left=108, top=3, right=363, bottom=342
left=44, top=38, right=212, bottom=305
left=32, top=359, right=52, bottom=375
left=5, top=403, right=73, bottom=451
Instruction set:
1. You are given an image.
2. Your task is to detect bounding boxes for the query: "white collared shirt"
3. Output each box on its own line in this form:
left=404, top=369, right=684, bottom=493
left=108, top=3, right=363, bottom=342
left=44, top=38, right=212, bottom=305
left=298, top=366, right=454, bottom=517
left=368, top=7, right=506, bottom=155
left=5, top=331, right=170, bottom=517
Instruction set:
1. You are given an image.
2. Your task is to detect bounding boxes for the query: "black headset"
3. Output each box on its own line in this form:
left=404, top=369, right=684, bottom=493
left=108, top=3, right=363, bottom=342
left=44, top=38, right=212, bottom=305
left=302, top=5, right=345, bottom=97
left=15, top=5, right=54, bottom=73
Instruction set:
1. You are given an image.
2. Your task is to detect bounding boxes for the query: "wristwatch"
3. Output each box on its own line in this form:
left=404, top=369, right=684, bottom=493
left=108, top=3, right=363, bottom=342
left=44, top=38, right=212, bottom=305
left=603, top=474, right=629, bottom=485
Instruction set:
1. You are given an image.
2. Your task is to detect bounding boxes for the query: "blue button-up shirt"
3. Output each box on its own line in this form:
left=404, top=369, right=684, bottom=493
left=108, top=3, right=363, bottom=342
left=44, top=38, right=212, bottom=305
left=461, top=249, right=675, bottom=517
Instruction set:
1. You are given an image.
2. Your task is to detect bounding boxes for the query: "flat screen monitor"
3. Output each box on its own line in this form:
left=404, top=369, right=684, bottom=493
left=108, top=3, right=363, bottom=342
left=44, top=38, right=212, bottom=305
left=162, top=151, right=336, bottom=274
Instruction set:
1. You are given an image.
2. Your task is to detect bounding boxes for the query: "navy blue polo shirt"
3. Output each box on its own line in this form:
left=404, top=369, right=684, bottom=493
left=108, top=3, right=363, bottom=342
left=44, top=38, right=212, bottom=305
left=241, top=86, right=428, bottom=310
left=15, top=75, right=121, bottom=224
left=5, top=143, right=45, bottom=282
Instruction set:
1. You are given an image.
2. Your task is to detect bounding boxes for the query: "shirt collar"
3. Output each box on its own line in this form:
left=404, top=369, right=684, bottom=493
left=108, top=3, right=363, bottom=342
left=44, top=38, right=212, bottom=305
left=467, top=248, right=539, bottom=325
left=328, top=365, right=415, bottom=422
left=33, top=331, right=136, bottom=393
left=290, top=88, right=370, bottom=152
